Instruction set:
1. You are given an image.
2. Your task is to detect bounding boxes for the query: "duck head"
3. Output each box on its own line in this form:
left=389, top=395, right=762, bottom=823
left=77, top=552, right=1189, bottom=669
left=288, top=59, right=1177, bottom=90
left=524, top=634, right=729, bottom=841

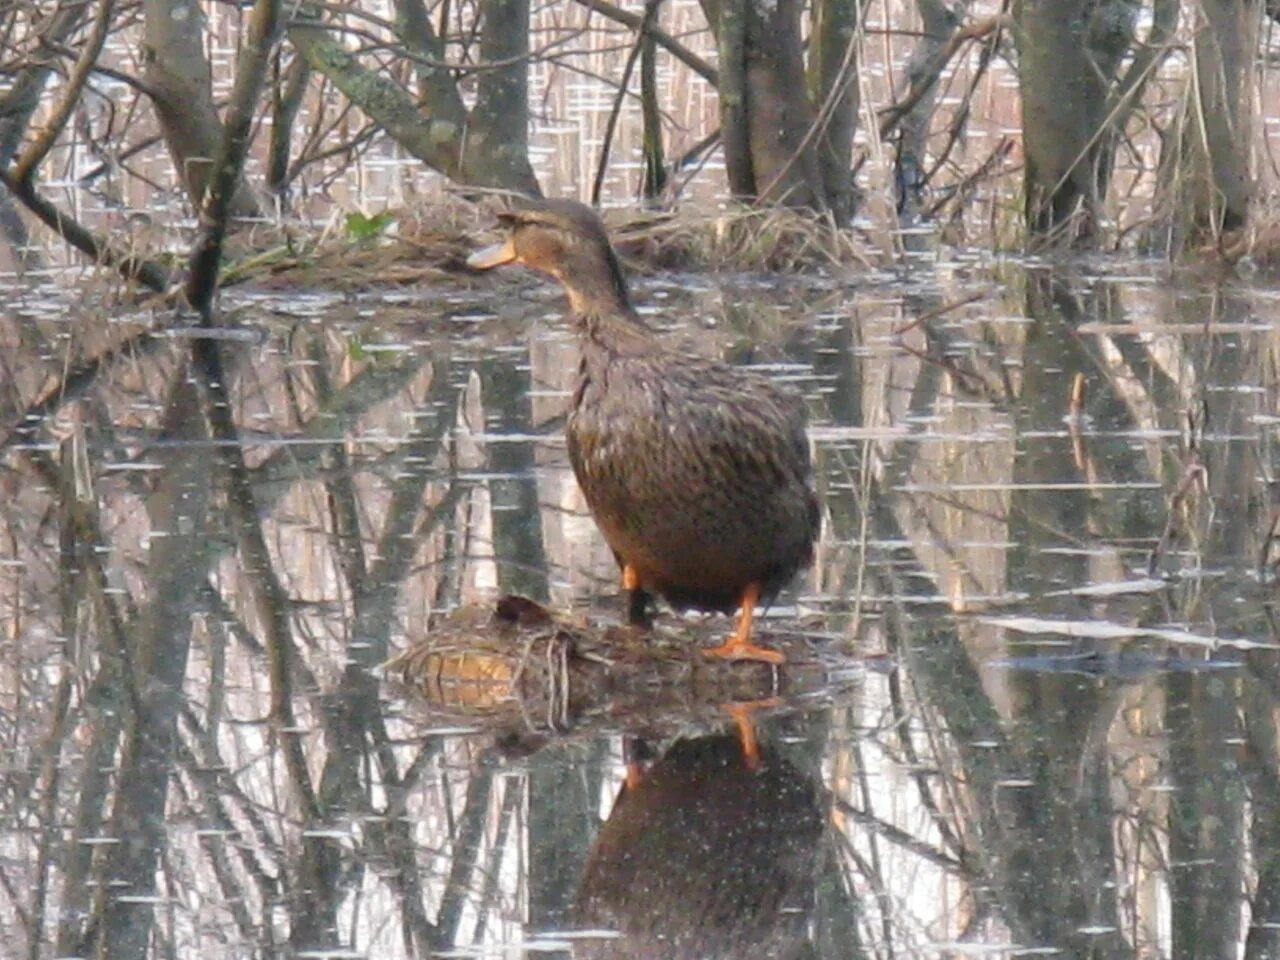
left=468, top=198, right=631, bottom=314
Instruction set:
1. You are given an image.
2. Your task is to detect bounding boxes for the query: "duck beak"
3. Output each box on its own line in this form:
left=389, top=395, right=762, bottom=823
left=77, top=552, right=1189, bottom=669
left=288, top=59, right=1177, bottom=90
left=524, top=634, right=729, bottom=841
left=467, top=237, right=518, bottom=270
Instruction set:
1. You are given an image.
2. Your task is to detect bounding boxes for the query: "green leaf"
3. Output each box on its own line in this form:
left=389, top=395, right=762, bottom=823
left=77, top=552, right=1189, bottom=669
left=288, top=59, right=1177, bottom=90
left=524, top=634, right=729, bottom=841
left=344, top=210, right=395, bottom=243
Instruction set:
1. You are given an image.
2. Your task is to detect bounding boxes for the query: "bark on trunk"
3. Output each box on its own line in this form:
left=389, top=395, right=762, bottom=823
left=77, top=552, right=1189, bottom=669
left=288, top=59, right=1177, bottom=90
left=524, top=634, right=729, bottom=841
left=744, top=0, right=826, bottom=208
left=892, top=0, right=959, bottom=220
left=0, top=1, right=89, bottom=261
left=640, top=0, right=668, bottom=199
left=294, top=0, right=540, bottom=194
left=1155, top=0, right=1254, bottom=247
left=807, top=0, right=861, bottom=223
left=1015, top=0, right=1134, bottom=242
left=142, top=0, right=260, bottom=215
left=706, top=0, right=860, bottom=220
left=462, top=0, right=540, bottom=192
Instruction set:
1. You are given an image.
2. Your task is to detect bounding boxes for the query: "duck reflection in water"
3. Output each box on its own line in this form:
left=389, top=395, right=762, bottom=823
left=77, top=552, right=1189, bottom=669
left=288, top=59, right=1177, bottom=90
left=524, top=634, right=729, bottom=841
left=571, top=725, right=825, bottom=959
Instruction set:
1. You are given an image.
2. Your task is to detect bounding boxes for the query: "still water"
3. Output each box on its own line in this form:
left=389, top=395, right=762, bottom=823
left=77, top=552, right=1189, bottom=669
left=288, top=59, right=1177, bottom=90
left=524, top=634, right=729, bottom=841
left=2, top=256, right=1279, bottom=958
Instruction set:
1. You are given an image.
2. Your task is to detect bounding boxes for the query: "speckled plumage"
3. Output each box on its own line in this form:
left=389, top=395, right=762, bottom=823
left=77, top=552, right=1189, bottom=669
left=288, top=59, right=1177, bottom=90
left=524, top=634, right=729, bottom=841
left=468, top=198, right=819, bottom=652
left=567, top=310, right=818, bottom=613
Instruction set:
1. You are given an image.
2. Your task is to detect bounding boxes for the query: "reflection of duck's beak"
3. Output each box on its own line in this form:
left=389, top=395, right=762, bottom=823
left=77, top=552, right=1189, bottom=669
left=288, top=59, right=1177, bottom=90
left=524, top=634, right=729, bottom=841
left=467, top=237, right=518, bottom=269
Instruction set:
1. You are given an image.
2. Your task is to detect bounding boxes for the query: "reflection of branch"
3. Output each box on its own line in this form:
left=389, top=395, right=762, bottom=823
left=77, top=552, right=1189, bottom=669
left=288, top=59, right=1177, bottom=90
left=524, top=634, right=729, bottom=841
left=896, top=332, right=1005, bottom=403
left=0, top=330, right=170, bottom=454
left=97, top=373, right=212, bottom=958
left=27, top=652, right=70, bottom=955
left=352, top=360, right=465, bottom=665
left=178, top=705, right=287, bottom=876
left=176, top=713, right=285, bottom=916
left=831, top=797, right=963, bottom=872
left=290, top=331, right=369, bottom=594
left=376, top=741, right=448, bottom=952
left=199, top=365, right=320, bottom=816
left=53, top=651, right=130, bottom=954
left=434, top=769, right=495, bottom=947
left=470, top=780, right=521, bottom=941
left=884, top=636, right=968, bottom=861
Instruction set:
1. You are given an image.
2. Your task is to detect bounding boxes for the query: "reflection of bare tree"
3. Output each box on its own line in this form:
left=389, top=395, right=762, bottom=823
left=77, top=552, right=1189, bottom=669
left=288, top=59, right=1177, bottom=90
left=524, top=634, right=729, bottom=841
left=1168, top=671, right=1244, bottom=957
left=837, top=270, right=1280, bottom=957
left=97, top=369, right=212, bottom=957
left=11, top=261, right=1280, bottom=957
left=479, top=357, right=549, bottom=601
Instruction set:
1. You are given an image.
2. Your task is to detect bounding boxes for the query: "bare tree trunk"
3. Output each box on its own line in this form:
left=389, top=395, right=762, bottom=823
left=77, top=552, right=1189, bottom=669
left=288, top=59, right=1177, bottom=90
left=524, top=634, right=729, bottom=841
left=267, top=51, right=311, bottom=195
left=893, top=0, right=960, bottom=220
left=293, top=0, right=541, bottom=194
left=640, top=0, right=667, bottom=199
left=1014, top=0, right=1135, bottom=242
left=707, top=0, right=836, bottom=213
left=392, top=0, right=470, bottom=150
left=142, top=0, right=259, bottom=215
left=807, top=0, right=862, bottom=222
left=714, top=0, right=753, bottom=197
left=461, top=0, right=540, bottom=191
left=1155, top=0, right=1255, bottom=249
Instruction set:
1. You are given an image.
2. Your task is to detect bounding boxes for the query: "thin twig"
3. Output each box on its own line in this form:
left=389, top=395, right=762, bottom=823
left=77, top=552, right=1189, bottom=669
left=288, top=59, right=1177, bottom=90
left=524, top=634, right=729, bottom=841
left=591, top=0, right=660, bottom=205
left=573, top=0, right=717, bottom=84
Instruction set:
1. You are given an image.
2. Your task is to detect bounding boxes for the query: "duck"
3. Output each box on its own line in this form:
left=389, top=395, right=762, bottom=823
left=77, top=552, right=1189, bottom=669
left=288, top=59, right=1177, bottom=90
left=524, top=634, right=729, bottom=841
left=467, top=198, right=819, bottom=664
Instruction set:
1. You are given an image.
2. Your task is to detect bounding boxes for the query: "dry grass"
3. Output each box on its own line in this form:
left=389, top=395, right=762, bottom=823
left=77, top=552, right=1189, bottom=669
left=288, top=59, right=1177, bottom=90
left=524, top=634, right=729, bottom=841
left=1211, top=210, right=1280, bottom=276
left=607, top=204, right=879, bottom=273
left=220, top=196, right=488, bottom=290
left=218, top=198, right=881, bottom=293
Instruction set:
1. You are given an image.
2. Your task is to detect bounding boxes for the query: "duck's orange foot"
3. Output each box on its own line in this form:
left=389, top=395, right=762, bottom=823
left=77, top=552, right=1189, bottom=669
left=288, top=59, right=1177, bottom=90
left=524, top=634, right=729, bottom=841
left=702, top=582, right=784, bottom=664
left=701, top=639, right=785, bottom=665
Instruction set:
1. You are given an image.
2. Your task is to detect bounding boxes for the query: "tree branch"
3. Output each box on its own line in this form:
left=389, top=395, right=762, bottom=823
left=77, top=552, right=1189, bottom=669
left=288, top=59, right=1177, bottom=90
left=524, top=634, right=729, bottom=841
left=13, top=0, right=114, bottom=184
left=0, top=166, right=172, bottom=291
left=186, top=0, right=283, bottom=320
left=878, top=14, right=1006, bottom=140
left=573, top=0, right=718, bottom=86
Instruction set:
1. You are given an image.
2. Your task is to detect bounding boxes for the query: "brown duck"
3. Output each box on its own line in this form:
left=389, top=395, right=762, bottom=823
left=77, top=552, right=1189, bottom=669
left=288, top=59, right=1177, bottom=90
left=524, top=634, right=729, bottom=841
left=468, top=199, right=819, bottom=664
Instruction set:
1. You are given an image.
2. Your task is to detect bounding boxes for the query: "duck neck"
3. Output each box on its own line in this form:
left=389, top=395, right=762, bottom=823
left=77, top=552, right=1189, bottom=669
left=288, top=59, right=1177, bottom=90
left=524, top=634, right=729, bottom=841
left=579, top=308, right=654, bottom=357
left=558, top=245, right=632, bottom=315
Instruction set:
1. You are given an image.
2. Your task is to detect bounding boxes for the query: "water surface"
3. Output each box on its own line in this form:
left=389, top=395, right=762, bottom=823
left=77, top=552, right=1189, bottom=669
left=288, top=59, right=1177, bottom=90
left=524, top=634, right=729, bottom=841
left=1, top=259, right=1277, bottom=958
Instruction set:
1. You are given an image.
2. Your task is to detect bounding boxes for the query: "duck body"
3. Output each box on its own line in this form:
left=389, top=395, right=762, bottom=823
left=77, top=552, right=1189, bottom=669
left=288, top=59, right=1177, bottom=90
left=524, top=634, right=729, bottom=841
left=468, top=198, right=819, bottom=662
left=567, top=309, right=817, bottom=615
